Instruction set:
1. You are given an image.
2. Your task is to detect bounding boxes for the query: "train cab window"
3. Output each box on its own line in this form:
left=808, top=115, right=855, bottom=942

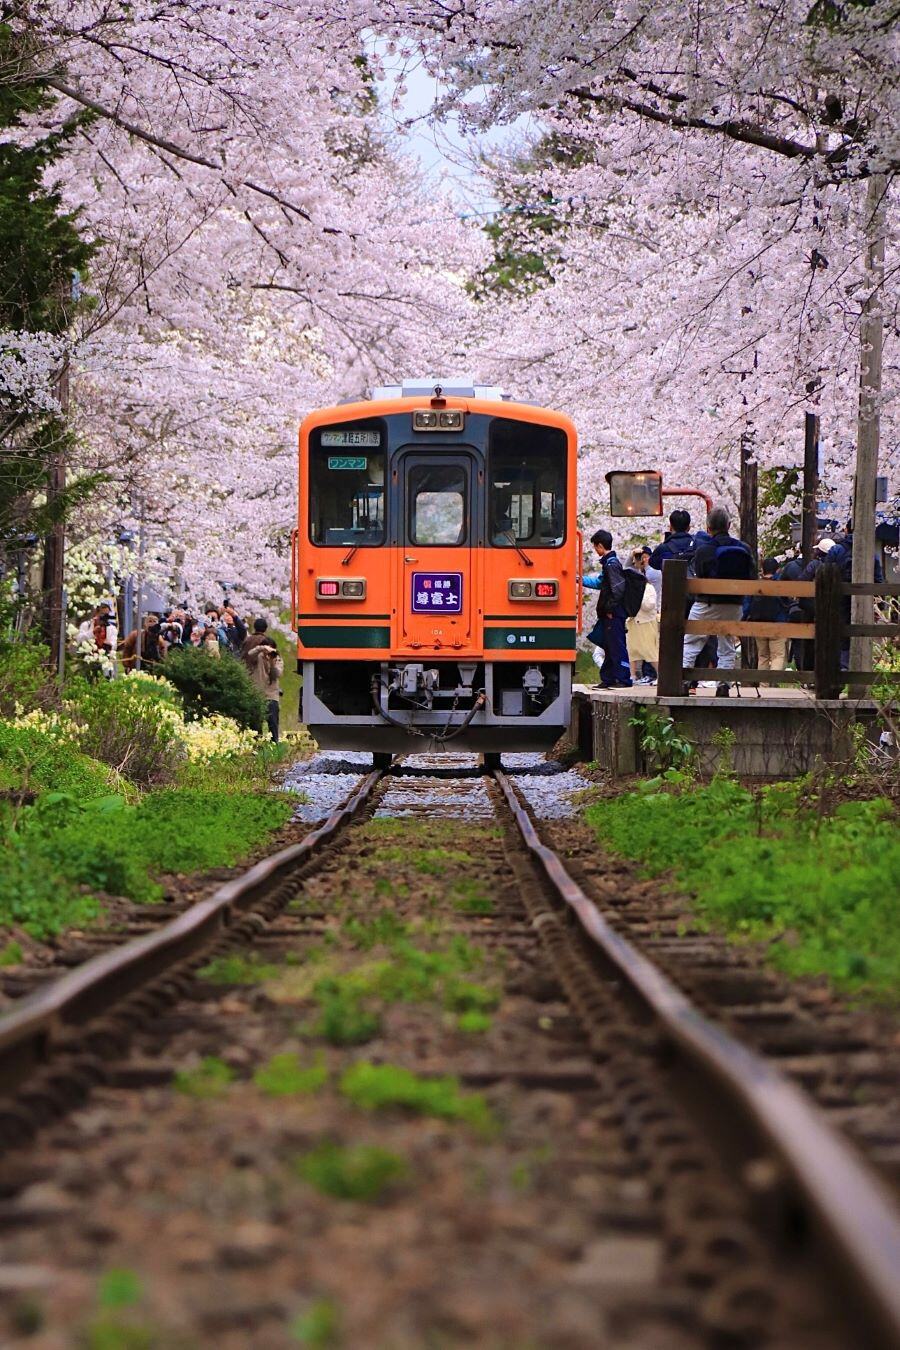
left=488, top=420, right=566, bottom=548
left=309, top=428, right=385, bottom=546
left=409, top=463, right=467, bottom=546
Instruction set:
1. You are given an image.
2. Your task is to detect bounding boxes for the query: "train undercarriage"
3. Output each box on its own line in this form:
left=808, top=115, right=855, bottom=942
left=302, top=659, right=572, bottom=754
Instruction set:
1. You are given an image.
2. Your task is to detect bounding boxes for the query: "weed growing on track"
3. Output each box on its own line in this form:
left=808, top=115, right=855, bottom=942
left=450, top=880, right=493, bottom=915
left=294, top=1141, right=407, bottom=1201
left=173, top=1056, right=235, bottom=1099
left=585, top=776, right=900, bottom=1001
left=290, top=1297, right=342, bottom=1347
left=254, top=1052, right=328, bottom=1096
left=340, top=1062, right=495, bottom=1133
left=308, top=987, right=382, bottom=1046
left=199, top=952, right=280, bottom=985
left=456, top=1009, right=492, bottom=1033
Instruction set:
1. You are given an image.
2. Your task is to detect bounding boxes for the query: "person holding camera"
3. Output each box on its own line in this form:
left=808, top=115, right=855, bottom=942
left=121, top=613, right=168, bottom=672
left=243, top=619, right=284, bottom=741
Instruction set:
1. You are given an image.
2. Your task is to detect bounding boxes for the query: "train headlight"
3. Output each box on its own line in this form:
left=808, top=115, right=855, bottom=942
left=508, top=580, right=558, bottom=601
left=316, top=578, right=367, bottom=599
left=413, top=409, right=464, bottom=431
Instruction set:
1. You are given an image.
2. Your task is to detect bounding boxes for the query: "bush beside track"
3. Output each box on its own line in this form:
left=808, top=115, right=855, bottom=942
left=585, top=774, right=900, bottom=1003
left=0, top=643, right=309, bottom=945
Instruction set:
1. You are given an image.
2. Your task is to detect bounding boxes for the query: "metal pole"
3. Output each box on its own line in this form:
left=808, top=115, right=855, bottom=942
left=849, top=174, right=886, bottom=688
left=801, top=412, right=820, bottom=565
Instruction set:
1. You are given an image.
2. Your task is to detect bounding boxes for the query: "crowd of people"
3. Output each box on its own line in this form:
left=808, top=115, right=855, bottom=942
left=74, top=602, right=285, bottom=739
left=581, top=504, right=879, bottom=696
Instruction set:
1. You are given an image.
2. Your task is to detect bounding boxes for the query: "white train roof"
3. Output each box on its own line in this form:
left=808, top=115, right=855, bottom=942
left=371, top=377, right=510, bottom=401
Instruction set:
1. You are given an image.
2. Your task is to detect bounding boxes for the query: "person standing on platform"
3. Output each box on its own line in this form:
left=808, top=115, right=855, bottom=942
left=628, top=548, right=659, bottom=683
left=744, top=557, right=788, bottom=671
left=582, top=529, right=633, bottom=689
left=682, top=505, right=755, bottom=698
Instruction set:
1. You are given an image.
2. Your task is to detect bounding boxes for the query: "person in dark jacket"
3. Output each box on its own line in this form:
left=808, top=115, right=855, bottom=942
left=649, top=509, right=694, bottom=572
left=791, top=537, right=838, bottom=670
left=682, top=506, right=755, bottom=697
left=221, top=602, right=248, bottom=655
left=582, top=528, right=632, bottom=688
left=743, top=557, right=787, bottom=670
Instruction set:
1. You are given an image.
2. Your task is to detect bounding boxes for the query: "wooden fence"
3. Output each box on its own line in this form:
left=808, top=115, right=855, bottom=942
left=656, top=558, right=900, bottom=699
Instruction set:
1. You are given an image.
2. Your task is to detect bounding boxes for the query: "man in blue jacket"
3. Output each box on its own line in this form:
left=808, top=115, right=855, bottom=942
left=583, top=528, right=632, bottom=688
left=682, top=505, right=755, bottom=697
left=649, top=509, right=694, bottom=571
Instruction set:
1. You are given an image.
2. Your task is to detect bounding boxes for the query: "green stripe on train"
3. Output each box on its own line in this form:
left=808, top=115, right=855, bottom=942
left=484, top=627, right=577, bottom=650
left=299, top=625, right=390, bottom=648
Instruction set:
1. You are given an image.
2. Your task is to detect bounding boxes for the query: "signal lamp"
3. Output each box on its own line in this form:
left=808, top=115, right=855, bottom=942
left=316, top=578, right=367, bottom=600
left=508, top=580, right=558, bottom=601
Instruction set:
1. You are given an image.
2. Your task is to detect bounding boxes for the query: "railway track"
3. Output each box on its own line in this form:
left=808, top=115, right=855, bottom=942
left=0, top=755, right=897, bottom=1347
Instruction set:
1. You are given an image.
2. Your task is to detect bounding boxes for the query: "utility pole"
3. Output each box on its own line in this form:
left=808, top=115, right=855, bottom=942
left=41, top=357, right=69, bottom=673
left=849, top=174, right=886, bottom=687
left=739, top=430, right=759, bottom=668
left=801, top=411, right=820, bottom=565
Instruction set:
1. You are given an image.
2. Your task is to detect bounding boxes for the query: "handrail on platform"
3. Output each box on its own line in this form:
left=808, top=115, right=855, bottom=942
left=656, top=560, right=900, bottom=699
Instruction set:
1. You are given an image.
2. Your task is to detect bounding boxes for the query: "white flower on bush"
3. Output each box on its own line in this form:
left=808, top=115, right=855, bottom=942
left=181, top=713, right=268, bottom=763
left=10, top=708, right=78, bottom=743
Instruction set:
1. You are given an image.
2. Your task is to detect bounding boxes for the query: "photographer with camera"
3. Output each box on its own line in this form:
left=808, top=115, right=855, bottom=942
left=121, top=612, right=168, bottom=672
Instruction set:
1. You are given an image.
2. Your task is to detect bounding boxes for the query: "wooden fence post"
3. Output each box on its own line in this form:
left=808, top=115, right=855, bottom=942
left=657, top=559, right=688, bottom=696
left=814, top=563, right=843, bottom=700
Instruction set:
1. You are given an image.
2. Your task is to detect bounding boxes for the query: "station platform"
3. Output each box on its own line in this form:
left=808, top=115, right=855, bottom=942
left=570, top=682, right=881, bottom=779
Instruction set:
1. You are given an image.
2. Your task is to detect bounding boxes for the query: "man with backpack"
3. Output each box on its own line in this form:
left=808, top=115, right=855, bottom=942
left=649, top=509, right=694, bottom=572
left=583, top=528, right=645, bottom=689
left=682, top=505, right=755, bottom=697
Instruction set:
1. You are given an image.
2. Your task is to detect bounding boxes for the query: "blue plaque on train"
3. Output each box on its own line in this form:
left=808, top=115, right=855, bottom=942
left=411, top=572, right=462, bottom=614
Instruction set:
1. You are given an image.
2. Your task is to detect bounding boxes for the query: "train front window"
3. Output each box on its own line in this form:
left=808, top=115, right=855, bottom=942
left=488, top=419, right=566, bottom=548
left=409, top=464, right=467, bottom=546
left=309, top=428, right=385, bottom=546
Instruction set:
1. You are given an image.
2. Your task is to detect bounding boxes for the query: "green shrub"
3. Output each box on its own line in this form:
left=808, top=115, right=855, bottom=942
left=67, top=679, right=183, bottom=787
left=0, top=640, right=55, bottom=717
left=294, top=1141, right=407, bottom=1201
left=161, top=647, right=266, bottom=731
left=0, top=720, right=114, bottom=798
left=585, top=780, right=900, bottom=1000
left=174, top=1056, right=235, bottom=1098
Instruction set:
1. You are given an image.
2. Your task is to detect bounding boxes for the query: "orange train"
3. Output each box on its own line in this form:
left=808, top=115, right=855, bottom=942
left=292, top=379, right=581, bottom=763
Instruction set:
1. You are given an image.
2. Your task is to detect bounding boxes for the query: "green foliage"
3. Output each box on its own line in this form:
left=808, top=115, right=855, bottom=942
left=291, top=1297, right=342, bottom=1347
left=456, top=1009, right=492, bottom=1033
left=340, top=1062, right=495, bottom=1132
left=450, top=880, right=493, bottom=915
left=0, top=784, right=292, bottom=936
left=0, top=940, right=22, bottom=965
left=584, top=779, right=900, bottom=1000
left=173, top=1056, right=235, bottom=1099
left=98, top=1270, right=142, bottom=1312
left=254, top=1052, right=328, bottom=1097
left=630, top=707, right=697, bottom=774
left=0, top=638, right=54, bottom=717
left=0, top=719, right=114, bottom=798
left=161, top=647, right=267, bottom=731
left=342, top=912, right=409, bottom=949
left=758, top=465, right=802, bottom=558
left=199, top=952, right=279, bottom=985
left=308, top=987, right=382, bottom=1046
left=294, top=1141, right=407, bottom=1202
left=67, top=678, right=183, bottom=787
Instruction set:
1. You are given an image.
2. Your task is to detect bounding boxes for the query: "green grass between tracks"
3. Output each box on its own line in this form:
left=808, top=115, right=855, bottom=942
left=584, top=776, right=900, bottom=1003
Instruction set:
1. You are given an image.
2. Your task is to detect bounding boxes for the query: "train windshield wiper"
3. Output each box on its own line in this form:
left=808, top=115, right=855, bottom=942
left=341, top=545, right=358, bottom=566
left=501, top=530, right=534, bottom=567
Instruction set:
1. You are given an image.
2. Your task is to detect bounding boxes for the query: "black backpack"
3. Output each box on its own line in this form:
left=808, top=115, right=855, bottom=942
left=621, top=567, right=648, bottom=618
left=709, top=539, right=755, bottom=581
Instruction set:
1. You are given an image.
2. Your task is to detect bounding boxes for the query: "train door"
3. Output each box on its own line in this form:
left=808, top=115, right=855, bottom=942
left=394, top=451, right=476, bottom=655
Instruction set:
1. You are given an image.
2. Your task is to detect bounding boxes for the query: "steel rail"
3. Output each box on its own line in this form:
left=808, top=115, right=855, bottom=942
left=493, top=768, right=900, bottom=1350
left=0, top=770, right=383, bottom=1097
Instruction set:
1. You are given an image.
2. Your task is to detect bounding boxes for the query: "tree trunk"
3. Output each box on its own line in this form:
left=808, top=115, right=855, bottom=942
left=41, top=361, right=69, bottom=672
left=801, top=411, right=819, bottom=565
left=849, top=174, right=886, bottom=689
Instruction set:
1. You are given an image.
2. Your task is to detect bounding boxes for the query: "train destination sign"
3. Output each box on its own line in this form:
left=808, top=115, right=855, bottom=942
left=411, top=572, right=463, bottom=613
left=321, top=429, right=381, bottom=448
